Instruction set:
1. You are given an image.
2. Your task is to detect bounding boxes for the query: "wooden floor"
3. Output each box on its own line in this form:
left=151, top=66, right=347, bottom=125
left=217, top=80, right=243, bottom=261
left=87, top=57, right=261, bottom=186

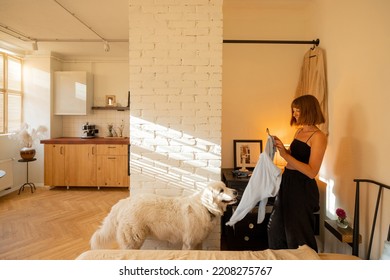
left=0, top=186, right=129, bottom=260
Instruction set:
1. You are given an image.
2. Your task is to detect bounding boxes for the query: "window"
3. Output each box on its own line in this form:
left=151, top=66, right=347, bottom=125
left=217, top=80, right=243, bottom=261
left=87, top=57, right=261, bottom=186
left=0, top=52, right=22, bottom=134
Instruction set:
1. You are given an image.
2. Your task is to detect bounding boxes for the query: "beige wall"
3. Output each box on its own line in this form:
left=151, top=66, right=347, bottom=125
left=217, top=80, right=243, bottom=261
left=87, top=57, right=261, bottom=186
left=313, top=0, right=390, bottom=259
left=222, top=0, right=312, bottom=168
left=223, top=0, right=390, bottom=259
left=21, top=56, right=53, bottom=186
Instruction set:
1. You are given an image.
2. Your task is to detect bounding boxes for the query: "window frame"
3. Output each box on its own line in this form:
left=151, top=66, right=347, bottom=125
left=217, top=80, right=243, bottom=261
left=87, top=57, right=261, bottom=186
left=0, top=52, right=23, bottom=134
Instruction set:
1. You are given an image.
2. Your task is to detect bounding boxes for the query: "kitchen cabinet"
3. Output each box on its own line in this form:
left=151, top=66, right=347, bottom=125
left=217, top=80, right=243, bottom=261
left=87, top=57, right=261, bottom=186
left=42, top=138, right=130, bottom=188
left=54, top=71, right=93, bottom=115
left=44, top=144, right=96, bottom=187
left=97, top=144, right=129, bottom=187
left=65, top=144, right=97, bottom=186
left=44, top=144, right=65, bottom=186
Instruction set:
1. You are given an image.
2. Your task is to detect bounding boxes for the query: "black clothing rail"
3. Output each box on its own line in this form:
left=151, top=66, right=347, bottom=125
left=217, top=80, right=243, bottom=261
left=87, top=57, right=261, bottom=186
left=353, top=179, right=390, bottom=259
left=223, top=38, right=320, bottom=46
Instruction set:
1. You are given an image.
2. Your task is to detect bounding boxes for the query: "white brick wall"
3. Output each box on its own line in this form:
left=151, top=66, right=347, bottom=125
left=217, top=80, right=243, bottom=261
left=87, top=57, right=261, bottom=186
left=129, top=0, right=223, bottom=250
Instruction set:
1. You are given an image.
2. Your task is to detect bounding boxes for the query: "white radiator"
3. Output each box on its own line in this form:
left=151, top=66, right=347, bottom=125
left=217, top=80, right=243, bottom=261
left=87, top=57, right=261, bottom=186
left=0, top=158, right=14, bottom=191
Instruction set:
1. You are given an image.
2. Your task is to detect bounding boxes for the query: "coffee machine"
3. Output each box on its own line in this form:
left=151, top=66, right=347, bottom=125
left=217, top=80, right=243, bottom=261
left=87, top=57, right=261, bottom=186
left=81, top=122, right=99, bottom=138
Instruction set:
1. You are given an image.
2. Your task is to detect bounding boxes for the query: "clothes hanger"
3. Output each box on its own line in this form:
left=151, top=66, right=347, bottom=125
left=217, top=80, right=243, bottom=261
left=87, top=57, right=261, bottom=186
left=266, top=128, right=276, bottom=152
left=309, top=43, right=317, bottom=58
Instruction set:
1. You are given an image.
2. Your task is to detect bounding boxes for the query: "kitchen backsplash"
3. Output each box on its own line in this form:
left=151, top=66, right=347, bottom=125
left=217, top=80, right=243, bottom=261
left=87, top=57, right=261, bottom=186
left=62, top=110, right=130, bottom=138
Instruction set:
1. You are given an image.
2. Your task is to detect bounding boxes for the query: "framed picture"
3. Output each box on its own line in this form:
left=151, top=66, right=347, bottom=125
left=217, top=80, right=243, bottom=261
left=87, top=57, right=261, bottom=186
left=233, top=140, right=263, bottom=170
left=105, top=95, right=116, bottom=106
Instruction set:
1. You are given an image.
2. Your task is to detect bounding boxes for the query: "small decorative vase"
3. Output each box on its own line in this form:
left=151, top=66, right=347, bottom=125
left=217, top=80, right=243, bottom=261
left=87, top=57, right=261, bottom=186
left=337, top=217, right=348, bottom=229
left=20, top=147, right=36, bottom=160
left=107, top=124, right=114, bottom=137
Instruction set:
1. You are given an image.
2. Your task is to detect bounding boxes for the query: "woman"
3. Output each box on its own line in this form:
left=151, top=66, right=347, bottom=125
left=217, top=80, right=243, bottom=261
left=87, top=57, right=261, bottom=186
left=267, top=94, right=327, bottom=252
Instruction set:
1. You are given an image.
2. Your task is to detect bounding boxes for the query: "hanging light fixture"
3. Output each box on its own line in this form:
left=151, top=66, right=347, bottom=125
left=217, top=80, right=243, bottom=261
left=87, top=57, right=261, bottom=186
left=32, top=40, right=38, bottom=50
left=103, top=41, right=110, bottom=52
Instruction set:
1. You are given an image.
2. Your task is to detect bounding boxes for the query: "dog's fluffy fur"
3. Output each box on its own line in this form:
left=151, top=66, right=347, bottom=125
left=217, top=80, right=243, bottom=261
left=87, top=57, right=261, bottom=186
left=90, top=181, right=237, bottom=250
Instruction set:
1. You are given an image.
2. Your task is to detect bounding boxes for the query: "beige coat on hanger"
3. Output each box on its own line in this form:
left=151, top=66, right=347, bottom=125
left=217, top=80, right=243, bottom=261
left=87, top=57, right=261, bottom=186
left=295, top=47, right=329, bottom=135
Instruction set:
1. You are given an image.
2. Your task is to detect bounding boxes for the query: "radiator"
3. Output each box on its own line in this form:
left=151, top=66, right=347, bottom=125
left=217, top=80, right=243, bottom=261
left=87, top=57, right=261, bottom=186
left=0, top=158, right=14, bottom=191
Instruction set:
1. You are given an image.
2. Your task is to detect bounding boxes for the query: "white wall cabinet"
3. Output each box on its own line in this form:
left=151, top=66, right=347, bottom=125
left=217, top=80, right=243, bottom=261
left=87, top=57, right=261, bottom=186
left=54, top=71, right=93, bottom=115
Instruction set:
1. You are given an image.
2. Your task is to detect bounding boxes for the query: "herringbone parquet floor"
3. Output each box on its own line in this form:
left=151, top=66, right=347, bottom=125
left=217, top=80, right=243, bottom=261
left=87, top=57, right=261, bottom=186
left=0, top=186, right=129, bottom=260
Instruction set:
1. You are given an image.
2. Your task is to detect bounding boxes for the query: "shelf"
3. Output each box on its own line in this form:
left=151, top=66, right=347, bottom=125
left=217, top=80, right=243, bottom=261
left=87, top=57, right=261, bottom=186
left=92, top=106, right=129, bottom=111
left=92, top=91, right=130, bottom=112
left=324, top=219, right=362, bottom=245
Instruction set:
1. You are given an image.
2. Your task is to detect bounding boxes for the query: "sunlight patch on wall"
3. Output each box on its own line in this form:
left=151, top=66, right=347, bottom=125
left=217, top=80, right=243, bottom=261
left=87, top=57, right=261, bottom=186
left=130, top=115, right=221, bottom=194
left=29, top=68, right=50, bottom=89
left=320, top=176, right=336, bottom=219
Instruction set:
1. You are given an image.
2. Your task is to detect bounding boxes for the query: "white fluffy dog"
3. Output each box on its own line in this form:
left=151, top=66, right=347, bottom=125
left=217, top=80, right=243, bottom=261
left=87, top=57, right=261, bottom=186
left=90, top=181, right=237, bottom=250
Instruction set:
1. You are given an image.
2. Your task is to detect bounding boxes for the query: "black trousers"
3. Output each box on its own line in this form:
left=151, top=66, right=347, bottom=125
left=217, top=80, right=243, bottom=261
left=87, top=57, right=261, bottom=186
left=267, top=168, right=319, bottom=252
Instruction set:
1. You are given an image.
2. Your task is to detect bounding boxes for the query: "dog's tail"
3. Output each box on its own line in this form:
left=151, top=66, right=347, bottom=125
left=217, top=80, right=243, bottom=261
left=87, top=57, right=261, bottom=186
left=90, top=205, right=119, bottom=250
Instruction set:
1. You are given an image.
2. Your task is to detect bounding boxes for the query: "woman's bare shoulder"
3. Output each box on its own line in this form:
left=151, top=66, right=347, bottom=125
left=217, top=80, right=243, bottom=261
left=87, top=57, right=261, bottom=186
left=310, top=129, right=327, bottom=146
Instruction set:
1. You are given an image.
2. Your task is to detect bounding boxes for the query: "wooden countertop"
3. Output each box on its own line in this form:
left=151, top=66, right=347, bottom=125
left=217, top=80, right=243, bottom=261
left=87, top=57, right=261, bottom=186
left=40, top=137, right=130, bottom=145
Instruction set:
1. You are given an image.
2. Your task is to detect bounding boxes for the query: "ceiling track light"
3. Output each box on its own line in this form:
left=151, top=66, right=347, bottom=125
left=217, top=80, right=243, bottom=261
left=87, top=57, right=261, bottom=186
left=104, top=41, right=110, bottom=52
left=0, top=23, right=127, bottom=45
left=34, top=39, right=126, bottom=42
left=0, top=23, right=36, bottom=42
left=32, top=40, right=38, bottom=51
left=54, top=0, right=110, bottom=51
left=1, top=2, right=128, bottom=52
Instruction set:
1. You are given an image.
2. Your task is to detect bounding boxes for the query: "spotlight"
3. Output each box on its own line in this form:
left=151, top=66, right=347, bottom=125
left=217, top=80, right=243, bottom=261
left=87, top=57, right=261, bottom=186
left=103, top=41, right=110, bottom=52
left=32, top=41, right=38, bottom=51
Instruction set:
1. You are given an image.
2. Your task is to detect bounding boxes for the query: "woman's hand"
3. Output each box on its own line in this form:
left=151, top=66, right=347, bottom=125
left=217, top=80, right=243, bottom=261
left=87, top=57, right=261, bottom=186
left=273, top=136, right=288, bottom=158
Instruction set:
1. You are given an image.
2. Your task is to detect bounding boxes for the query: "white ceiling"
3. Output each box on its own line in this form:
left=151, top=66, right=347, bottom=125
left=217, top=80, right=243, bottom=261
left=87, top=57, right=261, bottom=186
left=0, top=0, right=129, bottom=59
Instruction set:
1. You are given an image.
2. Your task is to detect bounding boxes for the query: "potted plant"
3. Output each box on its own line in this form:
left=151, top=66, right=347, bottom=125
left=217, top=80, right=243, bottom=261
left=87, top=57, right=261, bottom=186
left=336, top=208, right=348, bottom=229
left=9, top=123, right=48, bottom=160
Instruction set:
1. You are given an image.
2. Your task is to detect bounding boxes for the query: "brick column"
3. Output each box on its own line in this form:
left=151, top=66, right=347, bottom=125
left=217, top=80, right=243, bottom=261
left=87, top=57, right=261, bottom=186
left=129, top=0, right=223, bottom=249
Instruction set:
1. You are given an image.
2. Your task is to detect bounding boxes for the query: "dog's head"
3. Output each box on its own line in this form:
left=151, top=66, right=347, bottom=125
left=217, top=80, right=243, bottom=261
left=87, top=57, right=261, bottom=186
left=201, top=181, right=238, bottom=216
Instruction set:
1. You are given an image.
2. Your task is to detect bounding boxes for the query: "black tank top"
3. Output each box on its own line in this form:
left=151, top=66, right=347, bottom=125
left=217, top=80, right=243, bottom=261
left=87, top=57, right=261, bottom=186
left=290, top=130, right=318, bottom=164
